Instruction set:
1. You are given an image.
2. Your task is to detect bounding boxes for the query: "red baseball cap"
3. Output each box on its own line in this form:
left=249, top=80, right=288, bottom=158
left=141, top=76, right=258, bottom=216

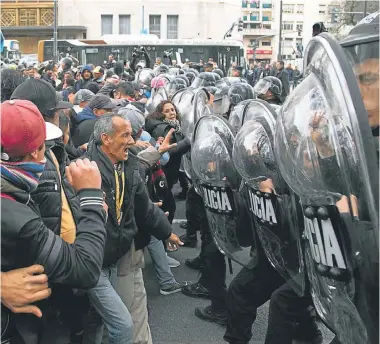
left=1, top=99, right=46, bottom=158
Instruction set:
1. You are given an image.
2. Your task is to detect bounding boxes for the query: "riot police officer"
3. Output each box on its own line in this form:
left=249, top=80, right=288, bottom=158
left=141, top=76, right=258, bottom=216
left=266, top=12, right=379, bottom=344
left=253, top=76, right=283, bottom=105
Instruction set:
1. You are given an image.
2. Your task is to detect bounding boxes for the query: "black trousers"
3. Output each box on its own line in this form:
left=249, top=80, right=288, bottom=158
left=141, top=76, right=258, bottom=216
left=161, top=168, right=177, bottom=224
left=189, top=186, right=227, bottom=310
left=178, top=171, right=190, bottom=190
left=185, top=185, right=201, bottom=237
left=223, top=258, right=284, bottom=344
left=265, top=282, right=315, bottom=344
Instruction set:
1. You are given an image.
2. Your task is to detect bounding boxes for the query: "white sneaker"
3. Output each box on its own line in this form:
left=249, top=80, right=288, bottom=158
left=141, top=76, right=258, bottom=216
left=166, top=254, right=180, bottom=268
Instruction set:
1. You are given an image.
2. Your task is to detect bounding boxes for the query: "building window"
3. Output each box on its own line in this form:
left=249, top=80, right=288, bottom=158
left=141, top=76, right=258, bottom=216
left=149, top=15, right=161, bottom=38
left=296, top=4, right=304, bottom=14
left=119, top=15, right=131, bottom=34
left=296, top=22, right=303, bottom=31
left=101, top=15, right=113, bottom=35
left=319, top=5, right=326, bottom=14
left=167, top=15, right=178, bottom=39
left=250, top=1, right=259, bottom=9
left=263, top=24, right=272, bottom=29
left=282, top=21, right=293, bottom=31
left=283, top=4, right=294, bottom=14
left=296, top=38, right=302, bottom=44
left=261, top=41, right=271, bottom=46
left=284, top=38, right=293, bottom=47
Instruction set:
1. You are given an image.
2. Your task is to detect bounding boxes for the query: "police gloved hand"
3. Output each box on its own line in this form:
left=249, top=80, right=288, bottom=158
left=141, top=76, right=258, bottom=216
left=1, top=265, right=51, bottom=318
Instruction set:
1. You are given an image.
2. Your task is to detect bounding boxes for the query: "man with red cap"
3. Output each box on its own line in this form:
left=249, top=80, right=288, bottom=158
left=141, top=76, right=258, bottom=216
left=0, top=99, right=108, bottom=344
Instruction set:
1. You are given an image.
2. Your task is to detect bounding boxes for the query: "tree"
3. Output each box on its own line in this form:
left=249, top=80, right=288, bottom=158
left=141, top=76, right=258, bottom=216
left=328, top=1, right=379, bottom=39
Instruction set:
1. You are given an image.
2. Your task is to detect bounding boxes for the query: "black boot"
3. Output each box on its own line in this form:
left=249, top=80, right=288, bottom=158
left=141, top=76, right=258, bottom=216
left=294, top=317, right=323, bottom=344
left=194, top=305, right=228, bottom=326
left=182, top=282, right=211, bottom=299
left=185, top=255, right=203, bottom=269
left=179, top=234, right=197, bottom=248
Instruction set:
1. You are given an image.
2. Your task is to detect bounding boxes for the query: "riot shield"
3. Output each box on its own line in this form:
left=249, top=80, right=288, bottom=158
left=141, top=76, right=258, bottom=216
left=232, top=99, right=306, bottom=296
left=191, top=114, right=258, bottom=268
left=274, top=33, right=378, bottom=344
left=146, top=87, right=168, bottom=114
left=228, top=99, right=277, bottom=134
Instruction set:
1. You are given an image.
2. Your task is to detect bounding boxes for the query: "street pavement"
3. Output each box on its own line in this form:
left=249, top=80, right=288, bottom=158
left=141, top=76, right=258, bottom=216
left=41, top=183, right=335, bottom=344
left=145, top=184, right=335, bottom=344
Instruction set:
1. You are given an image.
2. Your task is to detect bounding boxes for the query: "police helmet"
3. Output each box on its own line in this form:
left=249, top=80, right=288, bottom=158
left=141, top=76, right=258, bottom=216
left=191, top=72, right=217, bottom=88
left=154, top=64, right=170, bottom=76
left=212, top=68, right=224, bottom=78
left=228, top=83, right=255, bottom=106
left=175, top=74, right=190, bottom=87
left=253, top=76, right=282, bottom=98
left=340, top=11, right=379, bottom=65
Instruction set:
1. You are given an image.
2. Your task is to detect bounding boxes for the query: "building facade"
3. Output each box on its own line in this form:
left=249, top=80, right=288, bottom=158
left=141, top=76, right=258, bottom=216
left=242, top=0, right=341, bottom=65
left=0, top=0, right=86, bottom=54
left=57, top=0, right=241, bottom=40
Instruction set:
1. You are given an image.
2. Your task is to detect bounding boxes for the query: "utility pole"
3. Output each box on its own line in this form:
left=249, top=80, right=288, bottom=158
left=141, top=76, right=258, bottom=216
left=141, top=5, right=145, bottom=33
left=363, top=0, right=368, bottom=18
left=277, top=0, right=283, bottom=61
left=53, top=0, right=58, bottom=62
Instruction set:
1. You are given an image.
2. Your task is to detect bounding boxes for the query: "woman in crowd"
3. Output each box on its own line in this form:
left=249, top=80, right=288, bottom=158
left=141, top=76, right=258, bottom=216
left=145, top=100, right=191, bottom=225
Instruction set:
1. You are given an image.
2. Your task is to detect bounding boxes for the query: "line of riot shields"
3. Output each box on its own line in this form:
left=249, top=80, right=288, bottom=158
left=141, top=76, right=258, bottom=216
left=137, top=32, right=379, bottom=344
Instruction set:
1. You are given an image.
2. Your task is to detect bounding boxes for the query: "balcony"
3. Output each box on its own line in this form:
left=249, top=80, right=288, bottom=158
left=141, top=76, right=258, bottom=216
left=243, top=28, right=276, bottom=36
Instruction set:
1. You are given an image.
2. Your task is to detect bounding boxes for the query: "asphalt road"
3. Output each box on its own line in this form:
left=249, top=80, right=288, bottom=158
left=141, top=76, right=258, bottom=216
left=41, top=183, right=335, bottom=344
left=145, top=184, right=335, bottom=344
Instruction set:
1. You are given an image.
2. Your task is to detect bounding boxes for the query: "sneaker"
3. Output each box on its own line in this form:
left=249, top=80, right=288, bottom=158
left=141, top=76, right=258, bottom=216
left=179, top=234, right=198, bottom=248
left=194, top=305, right=228, bottom=326
left=166, top=254, right=180, bottom=268
left=160, top=281, right=188, bottom=295
left=182, top=281, right=211, bottom=299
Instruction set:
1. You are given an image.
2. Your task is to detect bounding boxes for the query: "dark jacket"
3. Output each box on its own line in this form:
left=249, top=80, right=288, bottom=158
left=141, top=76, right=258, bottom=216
left=276, top=68, right=290, bottom=102
left=31, top=140, right=80, bottom=236
left=65, top=138, right=86, bottom=160
left=74, top=78, right=92, bottom=93
left=1, top=180, right=106, bottom=344
left=145, top=117, right=191, bottom=185
left=85, top=141, right=172, bottom=266
left=71, top=107, right=98, bottom=147
left=41, top=73, right=56, bottom=88
left=286, top=67, right=294, bottom=82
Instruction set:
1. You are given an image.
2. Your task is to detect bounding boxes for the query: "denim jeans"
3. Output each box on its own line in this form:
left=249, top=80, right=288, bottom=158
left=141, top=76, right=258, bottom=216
left=146, top=235, right=176, bottom=289
left=83, top=266, right=133, bottom=344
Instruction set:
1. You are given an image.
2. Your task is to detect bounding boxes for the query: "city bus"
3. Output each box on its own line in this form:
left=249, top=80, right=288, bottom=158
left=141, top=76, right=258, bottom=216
left=38, top=35, right=246, bottom=73
left=1, top=39, right=22, bottom=60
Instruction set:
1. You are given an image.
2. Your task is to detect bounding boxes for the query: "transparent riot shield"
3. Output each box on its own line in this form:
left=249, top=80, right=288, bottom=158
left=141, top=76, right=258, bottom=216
left=191, top=115, right=258, bottom=268
left=232, top=100, right=306, bottom=296
left=146, top=87, right=168, bottom=114
left=274, top=33, right=378, bottom=344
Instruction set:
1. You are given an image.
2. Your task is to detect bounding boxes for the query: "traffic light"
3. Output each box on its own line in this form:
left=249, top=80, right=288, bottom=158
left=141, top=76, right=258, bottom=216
left=312, top=22, right=327, bottom=37
left=331, top=8, right=339, bottom=23
left=238, top=19, right=244, bottom=32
